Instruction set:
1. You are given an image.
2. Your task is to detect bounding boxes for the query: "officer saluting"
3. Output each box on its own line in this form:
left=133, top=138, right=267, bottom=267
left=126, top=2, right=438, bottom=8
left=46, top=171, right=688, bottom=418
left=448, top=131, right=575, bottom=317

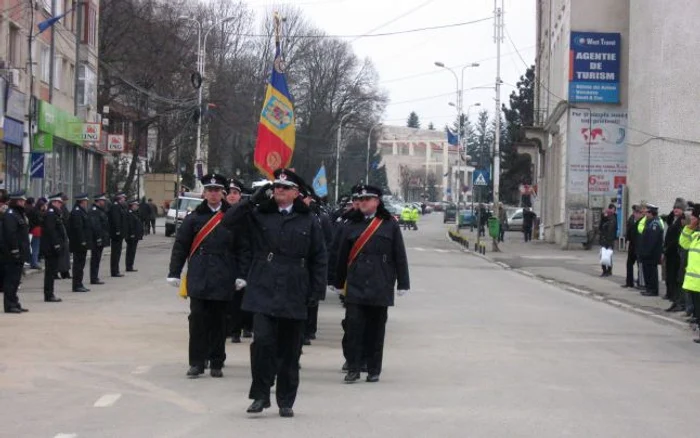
left=89, top=194, right=110, bottom=285
left=125, top=198, right=144, bottom=272
left=167, top=174, right=250, bottom=379
left=41, top=193, right=66, bottom=303
left=333, top=185, right=410, bottom=384
left=68, top=193, right=92, bottom=292
left=223, top=168, right=327, bottom=418
left=3, top=190, right=31, bottom=313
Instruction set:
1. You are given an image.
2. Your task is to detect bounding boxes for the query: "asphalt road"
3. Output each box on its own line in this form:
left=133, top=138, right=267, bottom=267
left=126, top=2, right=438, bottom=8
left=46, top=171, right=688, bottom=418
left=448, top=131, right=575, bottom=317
left=2, top=215, right=700, bottom=437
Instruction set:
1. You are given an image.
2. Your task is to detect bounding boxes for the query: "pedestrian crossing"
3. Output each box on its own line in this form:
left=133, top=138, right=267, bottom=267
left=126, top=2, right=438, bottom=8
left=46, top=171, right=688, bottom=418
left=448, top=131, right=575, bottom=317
left=409, top=247, right=462, bottom=254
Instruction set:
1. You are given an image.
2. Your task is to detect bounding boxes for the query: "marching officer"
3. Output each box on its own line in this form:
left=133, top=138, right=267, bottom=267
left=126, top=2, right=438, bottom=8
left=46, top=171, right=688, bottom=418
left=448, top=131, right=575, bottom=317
left=334, top=184, right=410, bottom=384
left=68, top=193, right=93, bottom=292
left=167, top=174, right=250, bottom=379
left=226, top=178, right=253, bottom=343
left=223, top=168, right=327, bottom=418
left=89, top=194, right=110, bottom=285
left=41, top=193, right=66, bottom=303
left=109, top=192, right=128, bottom=277
left=640, top=203, right=664, bottom=296
left=3, top=190, right=31, bottom=313
left=125, top=198, right=144, bottom=272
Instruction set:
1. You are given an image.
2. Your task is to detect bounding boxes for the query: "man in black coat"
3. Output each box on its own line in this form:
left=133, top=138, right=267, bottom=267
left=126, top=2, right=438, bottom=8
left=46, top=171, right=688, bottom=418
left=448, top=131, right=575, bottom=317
left=622, top=205, right=643, bottom=288
left=109, top=192, right=128, bottom=277
left=598, top=204, right=617, bottom=277
left=41, top=193, right=66, bottom=303
left=226, top=178, right=253, bottom=343
left=523, top=208, right=537, bottom=242
left=168, top=174, right=251, bottom=379
left=664, top=198, right=687, bottom=311
left=68, top=193, right=93, bottom=292
left=640, top=204, right=664, bottom=296
left=3, top=191, right=31, bottom=313
left=89, top=194, right=110, bottom=285
left=125, top=199, right=144, bottom=272
left=334, top=184, right=410, bottom=384
left=223, top=168, right=327, bottom=418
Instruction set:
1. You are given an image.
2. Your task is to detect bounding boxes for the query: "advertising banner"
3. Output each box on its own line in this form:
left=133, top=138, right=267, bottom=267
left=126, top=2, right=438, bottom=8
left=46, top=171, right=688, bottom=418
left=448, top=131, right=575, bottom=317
left=567, top=108, right=628, bottom=196
left=569, top=32, right=621, bottom=103
left=107, top=134, right=125, bottom=152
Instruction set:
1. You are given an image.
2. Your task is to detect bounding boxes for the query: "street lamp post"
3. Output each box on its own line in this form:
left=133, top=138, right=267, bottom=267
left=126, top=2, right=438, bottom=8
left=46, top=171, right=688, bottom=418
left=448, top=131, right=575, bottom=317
left=179, top=15, right=236, bottom=185
left=335, top=112, right=354, bottom=202
left=366, top=123, right=382, bottom=184
left=435, top=61, right=479, bottom=203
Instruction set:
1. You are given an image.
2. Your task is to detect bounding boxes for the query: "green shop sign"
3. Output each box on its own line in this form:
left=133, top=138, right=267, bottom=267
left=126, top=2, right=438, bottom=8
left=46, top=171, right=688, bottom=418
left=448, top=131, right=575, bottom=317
left=33, top=132, right=54, bottom=152
left=36, top=100, right=83, bottom=145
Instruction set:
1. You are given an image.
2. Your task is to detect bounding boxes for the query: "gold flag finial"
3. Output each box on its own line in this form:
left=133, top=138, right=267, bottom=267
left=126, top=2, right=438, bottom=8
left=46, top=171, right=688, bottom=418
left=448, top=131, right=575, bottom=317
left=274, top=12, right=281, bottom=45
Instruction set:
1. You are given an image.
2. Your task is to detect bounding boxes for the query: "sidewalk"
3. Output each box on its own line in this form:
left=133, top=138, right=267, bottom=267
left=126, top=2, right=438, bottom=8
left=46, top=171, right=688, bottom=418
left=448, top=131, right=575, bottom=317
left=449, top=226, right=689, bottom=328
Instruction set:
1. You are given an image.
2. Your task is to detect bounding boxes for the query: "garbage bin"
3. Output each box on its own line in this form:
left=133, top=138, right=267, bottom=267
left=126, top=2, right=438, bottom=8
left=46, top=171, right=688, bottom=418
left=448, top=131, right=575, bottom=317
left=488, top=217, right=500, bottom=239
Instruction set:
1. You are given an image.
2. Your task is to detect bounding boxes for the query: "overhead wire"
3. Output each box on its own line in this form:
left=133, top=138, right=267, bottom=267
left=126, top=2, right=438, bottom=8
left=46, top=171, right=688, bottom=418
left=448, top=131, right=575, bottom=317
left=349, top=0, right=438, bottom=43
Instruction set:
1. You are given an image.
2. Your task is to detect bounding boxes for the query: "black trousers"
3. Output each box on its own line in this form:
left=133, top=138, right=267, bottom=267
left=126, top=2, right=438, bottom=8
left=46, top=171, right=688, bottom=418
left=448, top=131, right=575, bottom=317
left=346, top=303, right=388, bottom=375
left=642, top=261, right=659, bottom=294
left=189, top=297, right=227, bottom=369
left=125, top=240, right=138, bottom=270
left=72, top=250, right=87, bottom=289
left=228, top=290, right=253, bottom=335
left=249, top=313, right=304, bottom=408
left=110, top=239, right=123, bottom=275
left=150, top=219, right=156, bottom=234
left=3, top=262, right=21, bottom=311
left=524, top=228, right=533, bottom=242
left=665, top=256, right=681, bottom=302
left=625, top=251, right=637, bottom=287
left=142, top=220, right=150, bottom=235
left=90, top=246, right=103, bottom=282
left=44, top=255, right=59, bottom=298
left=692, top=293, right=700, bottom=322
left=305, top=304, right=319, bottom=338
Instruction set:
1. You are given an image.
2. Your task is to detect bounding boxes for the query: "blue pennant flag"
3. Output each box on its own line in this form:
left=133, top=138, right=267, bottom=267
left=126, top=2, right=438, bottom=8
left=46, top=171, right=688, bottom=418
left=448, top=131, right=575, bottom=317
left=446, top=128, right=458, bottom=146
left=37, top=8, right=73, bottom=34
left=312, top=164, right=328, bottom=197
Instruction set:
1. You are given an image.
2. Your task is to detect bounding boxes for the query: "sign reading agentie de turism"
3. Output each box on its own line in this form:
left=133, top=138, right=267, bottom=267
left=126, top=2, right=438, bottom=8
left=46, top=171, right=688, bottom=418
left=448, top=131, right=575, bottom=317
left=569, top=31, right=621, bottom=103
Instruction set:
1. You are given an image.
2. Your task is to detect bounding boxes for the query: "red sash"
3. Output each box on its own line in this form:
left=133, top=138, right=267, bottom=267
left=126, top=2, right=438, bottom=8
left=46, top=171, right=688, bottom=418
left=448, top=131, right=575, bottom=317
left=348, top=217, right=383, bottom=268
left=189, top=211, right=224, bottom=258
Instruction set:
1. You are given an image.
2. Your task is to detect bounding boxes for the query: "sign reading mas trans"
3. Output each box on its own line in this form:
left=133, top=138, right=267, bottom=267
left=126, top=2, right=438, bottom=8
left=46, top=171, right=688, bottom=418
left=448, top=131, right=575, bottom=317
left=569, top=31, right=621, bottom=104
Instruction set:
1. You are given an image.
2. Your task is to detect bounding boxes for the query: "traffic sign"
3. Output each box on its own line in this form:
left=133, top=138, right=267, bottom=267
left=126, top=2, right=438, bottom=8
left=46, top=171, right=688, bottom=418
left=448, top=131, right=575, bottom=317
left=472, top=170, right=490, bottom=186
left=30, top=153, right=44, bottom=179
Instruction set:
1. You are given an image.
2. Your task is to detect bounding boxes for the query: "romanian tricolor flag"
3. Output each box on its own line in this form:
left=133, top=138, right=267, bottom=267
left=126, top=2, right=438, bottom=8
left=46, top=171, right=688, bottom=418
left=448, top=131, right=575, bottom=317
left=254, top=43, right=295, bottom=179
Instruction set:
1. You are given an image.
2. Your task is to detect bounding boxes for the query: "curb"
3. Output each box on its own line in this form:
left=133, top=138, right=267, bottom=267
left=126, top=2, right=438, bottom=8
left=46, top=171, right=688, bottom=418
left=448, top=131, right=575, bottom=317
left=446, top=229, right=688, bottom=331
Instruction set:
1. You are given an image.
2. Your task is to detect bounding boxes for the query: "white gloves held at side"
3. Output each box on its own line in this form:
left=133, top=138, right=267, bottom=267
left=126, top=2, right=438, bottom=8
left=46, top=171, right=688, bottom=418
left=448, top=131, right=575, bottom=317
left=397, top=289, right=409, bottom=297
left=235, top=279, right=247, bottom=291
left=166, top=277, right=181, bottom=288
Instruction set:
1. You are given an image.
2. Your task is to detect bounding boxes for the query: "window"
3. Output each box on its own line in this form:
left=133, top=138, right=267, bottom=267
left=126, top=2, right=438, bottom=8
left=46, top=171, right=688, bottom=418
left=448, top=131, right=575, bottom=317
left=54, top=55, right=62, bottom=90
left=77, top=64, right=96, bottom=107
left=69, top=63, right=75, bottom=96
left=42, top=0, right=51, bottom=13
left=82, top=2, right=98, bottom=47
left=62, top=58, right=69, bottom=90
left=8, top=25, right=20, bottom=67
left=40, top=45, right=51, bottom=82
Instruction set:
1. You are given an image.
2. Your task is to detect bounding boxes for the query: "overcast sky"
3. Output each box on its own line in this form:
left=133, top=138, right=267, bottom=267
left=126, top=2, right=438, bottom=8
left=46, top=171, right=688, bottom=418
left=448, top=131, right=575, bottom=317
left=246, top=0, right=536, bottom=129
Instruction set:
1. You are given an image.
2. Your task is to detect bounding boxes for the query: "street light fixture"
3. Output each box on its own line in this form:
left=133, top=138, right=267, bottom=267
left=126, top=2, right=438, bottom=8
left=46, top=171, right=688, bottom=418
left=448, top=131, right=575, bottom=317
left=335, top=111, right=355, bottom=202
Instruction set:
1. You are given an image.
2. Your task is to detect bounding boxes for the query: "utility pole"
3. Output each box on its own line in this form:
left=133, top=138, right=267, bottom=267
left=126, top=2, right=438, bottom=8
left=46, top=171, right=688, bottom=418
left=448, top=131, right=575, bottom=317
left=492, top=0, right=504, bottom=251
left=74, top=0, right=83, bottom=116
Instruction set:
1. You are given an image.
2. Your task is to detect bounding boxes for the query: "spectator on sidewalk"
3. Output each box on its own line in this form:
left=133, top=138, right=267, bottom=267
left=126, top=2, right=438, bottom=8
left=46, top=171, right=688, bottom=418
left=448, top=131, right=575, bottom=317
left=640, top=204, right=664, bottom=296
left=498, top=203, right=507, bottom=243
left=678, top=204, right=700, bottom=343
left=599, top=204, right=617, bottom=277
left=148, top=198, right=158, bottom=234
left=139, top=197, right=152, bottom=236
left=27, top=198, right=47, bottom=269
left=478, top=204, right=488, bottom=237
left=622, top=205, right=643, bottom=288
left=523, top=208, right=536, bottom=242
left=664, top=198, right=686, bottom=312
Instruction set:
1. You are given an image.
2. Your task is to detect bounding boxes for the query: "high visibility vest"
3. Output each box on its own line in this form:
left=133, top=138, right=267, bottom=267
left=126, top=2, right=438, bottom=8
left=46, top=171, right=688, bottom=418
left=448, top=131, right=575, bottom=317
left=410, top=209, right=420, bottom=222
left=637, top=215, right=664, bottom=234
left=680, top=226, right=700, bottom=293
left=400, top=209, right=412, bottom=221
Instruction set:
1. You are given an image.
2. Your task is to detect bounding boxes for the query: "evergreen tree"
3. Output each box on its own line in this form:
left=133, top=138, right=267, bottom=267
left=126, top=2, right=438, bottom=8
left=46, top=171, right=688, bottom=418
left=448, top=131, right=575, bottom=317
left=406, top=111, right=421, bottom=128
left=427, top=121, right=435, bottom=130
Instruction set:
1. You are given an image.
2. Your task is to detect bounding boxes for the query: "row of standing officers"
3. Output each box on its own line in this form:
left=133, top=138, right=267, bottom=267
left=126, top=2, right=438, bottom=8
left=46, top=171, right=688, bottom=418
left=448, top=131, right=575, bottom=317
left=2, top=190, right=143, bottom=314
left=167, top=169, right=410, bottom=418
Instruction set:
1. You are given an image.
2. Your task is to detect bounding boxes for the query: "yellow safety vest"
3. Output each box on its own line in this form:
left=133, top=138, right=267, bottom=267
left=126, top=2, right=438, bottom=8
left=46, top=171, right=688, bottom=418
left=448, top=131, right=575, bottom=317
left=410, top=209, right=420, bottom=222
left=400, top=209, right=412, bottom=221
left=680, top=226, right=700, bottom=293
left=637, top=215, right=664, bottom=234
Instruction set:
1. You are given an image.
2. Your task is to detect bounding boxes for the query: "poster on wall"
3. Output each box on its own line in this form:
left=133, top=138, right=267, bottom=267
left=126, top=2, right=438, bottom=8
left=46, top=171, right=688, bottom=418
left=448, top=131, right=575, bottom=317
left=569, top=32, right=621, bottom=103
left=567, top=108, right=628, bottom=196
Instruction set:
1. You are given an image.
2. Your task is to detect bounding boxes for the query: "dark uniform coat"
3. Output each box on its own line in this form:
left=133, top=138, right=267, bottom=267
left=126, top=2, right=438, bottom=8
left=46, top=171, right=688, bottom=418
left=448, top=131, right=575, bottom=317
left=334, top=207, right=410, bottom=307
left=169, top=200, right=251, bottom=301
left=41, top=206, right=67, bottom=258
left=89, top=204, right=110, bottom=248
left=640, top=216, right=664, bottom=263
left=109, top=202, right=128, bottom=242
left=599, top=213, right=617, bottom=248
left=126, top=209, right=144, bottom=242
left=223, top=197, right=327, bottom=320
left=3, top=205, right=30, bottom=264
left=68, top=204, right=93, bottom=252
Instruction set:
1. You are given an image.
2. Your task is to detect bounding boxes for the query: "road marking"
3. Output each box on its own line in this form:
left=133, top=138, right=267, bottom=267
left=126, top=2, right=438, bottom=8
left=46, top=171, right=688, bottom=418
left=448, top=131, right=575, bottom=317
left=520, top=255, right=580, bottom=260
left=54, top=434, right=77, bottom=438
left=94, top=393, right=122, bottom=407
left=434, top=249, right=448, bottom=253
left=413, top=247, right=426, bottom=251
left=131, top=365, right=151, bottom=375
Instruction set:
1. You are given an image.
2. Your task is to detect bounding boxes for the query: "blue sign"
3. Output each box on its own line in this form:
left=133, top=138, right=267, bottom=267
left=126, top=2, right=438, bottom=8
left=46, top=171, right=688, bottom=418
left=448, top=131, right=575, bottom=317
left=472, top=170, right=490, bottom=186
left=30, top=153, right=44, bottom=179
left=616, top=184, right=624, bottom=238
left=2, top=118, right=24, bottom=146
left=569, top=32, right=621, bottom=103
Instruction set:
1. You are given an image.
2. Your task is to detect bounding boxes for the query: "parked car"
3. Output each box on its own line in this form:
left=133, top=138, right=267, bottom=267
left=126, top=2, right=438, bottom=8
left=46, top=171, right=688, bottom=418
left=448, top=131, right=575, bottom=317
left=443, top=203, right=457, bottom=223
left=506, top=208, right=524, bottom=231
left=165, top=192, right=203, bottom=237
left=457, top=207, right=492, bottom=229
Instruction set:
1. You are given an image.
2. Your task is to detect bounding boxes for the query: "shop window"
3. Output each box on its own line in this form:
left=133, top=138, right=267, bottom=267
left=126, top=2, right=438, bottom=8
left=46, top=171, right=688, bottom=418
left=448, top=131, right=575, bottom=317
left=9, top=24, right=21, bottom=68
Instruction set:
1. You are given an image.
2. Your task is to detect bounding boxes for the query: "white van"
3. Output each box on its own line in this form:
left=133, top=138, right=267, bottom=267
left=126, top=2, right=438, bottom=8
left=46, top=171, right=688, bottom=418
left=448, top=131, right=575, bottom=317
left=165, top=192, right=203, bottom=237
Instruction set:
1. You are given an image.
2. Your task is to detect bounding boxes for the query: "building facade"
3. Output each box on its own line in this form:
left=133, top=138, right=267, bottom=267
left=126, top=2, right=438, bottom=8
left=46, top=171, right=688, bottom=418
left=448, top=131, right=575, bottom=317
left=0, top=0, right=104, bottom=199
left=377, top=125, right=474, bottom=203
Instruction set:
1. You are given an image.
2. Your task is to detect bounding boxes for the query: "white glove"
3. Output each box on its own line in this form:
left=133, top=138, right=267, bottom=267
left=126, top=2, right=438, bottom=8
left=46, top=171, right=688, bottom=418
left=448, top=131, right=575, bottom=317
left=328, top=285, right=340, bottom=295
left=397, top=289, right=409, bottom=297
left=166, top=277, right=181, bottom=288
left=235, top=278, right=247, bottom=291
